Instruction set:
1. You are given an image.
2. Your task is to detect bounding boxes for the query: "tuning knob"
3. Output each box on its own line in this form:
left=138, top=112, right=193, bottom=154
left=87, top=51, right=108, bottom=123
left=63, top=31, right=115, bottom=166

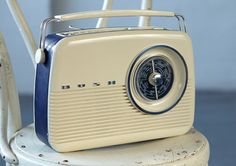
left=35, top=49, right=46, bottom=64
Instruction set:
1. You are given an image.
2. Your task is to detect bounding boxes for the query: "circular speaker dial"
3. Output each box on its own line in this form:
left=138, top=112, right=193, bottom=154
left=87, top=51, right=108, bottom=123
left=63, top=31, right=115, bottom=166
left=136, top=57, right=174, bottom=101
left=127, top=46, right=188, bottom=114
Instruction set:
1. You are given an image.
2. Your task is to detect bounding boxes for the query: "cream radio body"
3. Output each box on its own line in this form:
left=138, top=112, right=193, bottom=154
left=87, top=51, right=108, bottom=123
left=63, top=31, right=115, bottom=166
left=34, top=10, right=195, bottom=152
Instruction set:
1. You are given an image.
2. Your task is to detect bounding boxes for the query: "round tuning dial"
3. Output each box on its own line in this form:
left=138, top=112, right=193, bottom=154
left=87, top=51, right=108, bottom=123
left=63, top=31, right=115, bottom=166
left=136, top=57, right=174, bottom=101
left=127, top=46, right=188, bottom=114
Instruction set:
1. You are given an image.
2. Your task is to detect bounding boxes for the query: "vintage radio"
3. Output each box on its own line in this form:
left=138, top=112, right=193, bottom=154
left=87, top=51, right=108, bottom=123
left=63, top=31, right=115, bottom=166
left=34, top=10, right=195, bottom=152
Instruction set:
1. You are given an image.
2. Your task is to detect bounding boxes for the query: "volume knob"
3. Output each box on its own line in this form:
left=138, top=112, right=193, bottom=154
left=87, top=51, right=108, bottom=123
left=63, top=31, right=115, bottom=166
left=149, top=72, right=162, bottom=86
left=35, top=49, right=46, bottom=64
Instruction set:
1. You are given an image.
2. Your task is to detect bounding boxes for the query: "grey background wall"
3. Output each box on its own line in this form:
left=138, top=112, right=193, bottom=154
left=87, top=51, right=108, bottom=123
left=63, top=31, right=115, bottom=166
left=0, top=0, right=236, bottom=94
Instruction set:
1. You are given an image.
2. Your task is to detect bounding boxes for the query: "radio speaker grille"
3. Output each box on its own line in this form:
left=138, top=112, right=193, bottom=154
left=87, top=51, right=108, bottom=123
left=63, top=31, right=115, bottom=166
left=49, top=82, right=193, bottom=144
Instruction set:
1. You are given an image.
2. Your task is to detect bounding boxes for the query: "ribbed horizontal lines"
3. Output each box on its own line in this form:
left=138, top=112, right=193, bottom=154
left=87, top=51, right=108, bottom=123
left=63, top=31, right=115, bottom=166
left=50, top=122, right=191, bottom=144
left=183, top=88, right=192, bottom=95
left=50, top=116, right=192, bottom=137
left=50, top=100, right=131, bottom=111
left=49, top=92, right=192, bottom=111
left=50, top=108, right=191, bottom=127
left=50, top=104, right=134, bottom=116
left=51, top=85, right=126, bottom=96
left=50, top=96, right=129, bottom=107
left=50, top=93, right=127, bottom=103
left=51, top=121, right=191, bottom=142
left=49, top=100, right=191, bottom=117
left=49, top=82, right=193, bottom=144
left=50, top=100, right=191, bottom=117
left=50, top=107, right=190, bottom=122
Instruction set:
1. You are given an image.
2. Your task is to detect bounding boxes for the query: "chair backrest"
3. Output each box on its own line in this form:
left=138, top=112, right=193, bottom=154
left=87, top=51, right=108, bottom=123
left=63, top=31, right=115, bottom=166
left=0, top=32, right=21, bottom=164
left=96, top=0, right=153, bottom=28
left=6, top=0, right=37, bottom=68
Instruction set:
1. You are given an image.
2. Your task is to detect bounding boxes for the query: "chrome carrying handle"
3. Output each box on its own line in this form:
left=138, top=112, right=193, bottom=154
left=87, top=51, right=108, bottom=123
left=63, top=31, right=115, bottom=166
left=39, top=10, right=186, bottom=51
left=55, top=10, right=175, bottom=21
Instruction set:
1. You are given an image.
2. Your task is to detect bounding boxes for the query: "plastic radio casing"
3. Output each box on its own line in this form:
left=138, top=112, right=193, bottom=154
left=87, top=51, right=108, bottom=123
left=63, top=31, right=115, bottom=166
left=34, top=27, right=195, bottom=152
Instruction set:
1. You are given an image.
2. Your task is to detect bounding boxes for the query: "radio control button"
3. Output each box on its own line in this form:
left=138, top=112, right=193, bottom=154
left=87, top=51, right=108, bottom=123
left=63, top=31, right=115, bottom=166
left=35, top=49, right=45, bottom=64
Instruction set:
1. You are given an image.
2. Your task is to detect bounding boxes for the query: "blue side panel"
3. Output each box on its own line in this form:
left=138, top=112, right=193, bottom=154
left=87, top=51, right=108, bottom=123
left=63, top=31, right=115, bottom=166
left=35, top=34, right=64, bottom=146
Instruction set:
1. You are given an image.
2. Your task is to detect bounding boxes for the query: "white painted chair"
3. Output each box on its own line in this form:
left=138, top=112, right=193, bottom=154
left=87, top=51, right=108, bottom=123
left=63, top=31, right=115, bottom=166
left=9, top=125, right=209, bottom=166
